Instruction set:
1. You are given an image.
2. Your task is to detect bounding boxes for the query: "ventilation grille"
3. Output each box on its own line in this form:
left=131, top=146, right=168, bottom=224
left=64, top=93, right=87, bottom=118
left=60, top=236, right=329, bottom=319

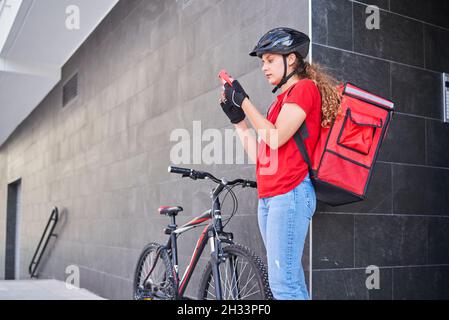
left=63, top=73, right=78, bottom=107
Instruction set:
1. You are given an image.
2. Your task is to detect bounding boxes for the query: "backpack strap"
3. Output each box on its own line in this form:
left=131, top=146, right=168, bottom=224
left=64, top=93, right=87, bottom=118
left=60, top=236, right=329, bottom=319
left=293, top=131, right=314, bottom=178
left=282, top=83, right=315, bottom=179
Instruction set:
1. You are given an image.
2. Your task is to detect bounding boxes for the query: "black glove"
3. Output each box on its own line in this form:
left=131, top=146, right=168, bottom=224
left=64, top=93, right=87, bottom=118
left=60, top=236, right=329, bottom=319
left=220, top=100, right=246, bottom=124
left=224, top=80, right=249, bottom=108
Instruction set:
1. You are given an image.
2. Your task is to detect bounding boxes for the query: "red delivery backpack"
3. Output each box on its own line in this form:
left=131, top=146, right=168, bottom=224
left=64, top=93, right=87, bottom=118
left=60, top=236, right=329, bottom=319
left=291, top=83, right=395, bottom=206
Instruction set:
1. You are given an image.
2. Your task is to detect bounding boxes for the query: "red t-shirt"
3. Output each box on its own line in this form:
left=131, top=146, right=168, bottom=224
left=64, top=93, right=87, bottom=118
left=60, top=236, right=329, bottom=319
left=256, top=79, right=322, bottom=199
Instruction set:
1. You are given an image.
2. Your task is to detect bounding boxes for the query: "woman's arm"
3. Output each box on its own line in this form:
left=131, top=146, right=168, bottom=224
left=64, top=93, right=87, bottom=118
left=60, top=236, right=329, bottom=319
left=242, top=99, right=307, bottom=150
left=234, top=120, right=258, bottom=164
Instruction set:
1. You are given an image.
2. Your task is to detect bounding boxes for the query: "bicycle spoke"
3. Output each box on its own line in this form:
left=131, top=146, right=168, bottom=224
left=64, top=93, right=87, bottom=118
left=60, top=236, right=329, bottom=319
left=236, top=257, right=259, bottom=299
left=228, top=257, right=240, bottom=299
left=229, top=257, right=244, bottom=299
left=207, top=289, right=216, bottom=299
left=237, top=258, right=249, bottom=281
left=143, top=252, right=157, bottom=286
left=238, top=270, right=257, bottom=297
left=239, top=282, right=260, bottom=300
left=224, top=257, right=237, bottom=299
left=140, top=255, right=150, bottom=286
left=207, top=277, right=216, bottom=299
left=230, top=257, right=239, bottom=300
left=140, top=250, right=170, bottom=295
left=223, top=259, right=233, bottom=300
left=134, top=244, right=178, bottom=300
left=221, top=261, right=227, bottom=299
left=206, top=252, right=264, bottom=300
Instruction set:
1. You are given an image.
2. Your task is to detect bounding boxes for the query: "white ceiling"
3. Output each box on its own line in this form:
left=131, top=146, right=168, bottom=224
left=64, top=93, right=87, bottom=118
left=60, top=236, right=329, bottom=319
left=0, top=0, right=119, bottom=146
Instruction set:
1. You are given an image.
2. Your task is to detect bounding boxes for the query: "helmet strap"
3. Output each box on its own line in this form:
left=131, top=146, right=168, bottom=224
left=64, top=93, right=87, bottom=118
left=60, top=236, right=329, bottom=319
left=272, top=54, right=298, bottom=94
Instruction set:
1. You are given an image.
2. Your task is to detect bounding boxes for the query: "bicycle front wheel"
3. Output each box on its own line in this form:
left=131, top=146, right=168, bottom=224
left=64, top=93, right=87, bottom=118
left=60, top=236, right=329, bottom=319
left=197, top=244, right=273, bottom=300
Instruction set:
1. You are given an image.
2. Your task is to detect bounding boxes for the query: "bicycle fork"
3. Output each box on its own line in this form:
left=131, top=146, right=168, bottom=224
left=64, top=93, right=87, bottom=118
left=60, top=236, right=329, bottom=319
left=209, top=232, right=241, bottom=300
left=210, top=229, right=229, bottom=300
left=209, top=181, right=241, bottom=300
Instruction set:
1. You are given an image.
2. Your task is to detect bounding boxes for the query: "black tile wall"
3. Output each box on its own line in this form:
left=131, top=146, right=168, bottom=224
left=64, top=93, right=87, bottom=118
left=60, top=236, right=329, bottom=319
left=424, top=25, right=449, bottom=73
left=357, top=0, right=389, bottom=11
left=312, top=0, right=353, bottom=50
left=355, top=215, right=428, bottom=267
left=391, top=63, right=443, bottom=119
left=393, top=266, right=449, bottom=300
left=393, top=164, right=449, bottom=216
left=313, top=268, right=393, bottom=300
left=353, top=2, right=425, bottom=68
left=388, top=0, right=428, bottom=24
left=312, top=0, right=449, bottom=300
left=312, top=214, right=354, bottom=269
left=313, top=44, right=391, bottom=98
left=378, top=113, right=426, bottom=165
left=428, top=218, right=449, bottom=265
left=389, top=0, right=449, bottom=30
left=426, top=119, right=449, bottom=168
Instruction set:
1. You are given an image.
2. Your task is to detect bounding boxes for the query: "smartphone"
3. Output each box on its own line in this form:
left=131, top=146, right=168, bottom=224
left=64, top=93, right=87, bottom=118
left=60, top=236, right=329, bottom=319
left=218, top=69, right=234, bottom=86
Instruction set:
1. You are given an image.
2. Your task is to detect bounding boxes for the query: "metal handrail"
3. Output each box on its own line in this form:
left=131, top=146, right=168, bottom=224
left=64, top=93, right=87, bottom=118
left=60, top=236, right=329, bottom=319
left=28, top=207, right=59, bottom=278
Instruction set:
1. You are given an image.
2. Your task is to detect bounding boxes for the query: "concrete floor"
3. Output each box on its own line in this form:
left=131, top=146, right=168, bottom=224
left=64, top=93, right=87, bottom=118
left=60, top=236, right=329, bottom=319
left=0, top=280, right=105, bottom=300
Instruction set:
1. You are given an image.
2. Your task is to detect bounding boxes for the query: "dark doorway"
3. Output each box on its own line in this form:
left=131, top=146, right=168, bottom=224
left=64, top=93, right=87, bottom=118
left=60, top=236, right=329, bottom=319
left=5, top=179, right=22, bottom=280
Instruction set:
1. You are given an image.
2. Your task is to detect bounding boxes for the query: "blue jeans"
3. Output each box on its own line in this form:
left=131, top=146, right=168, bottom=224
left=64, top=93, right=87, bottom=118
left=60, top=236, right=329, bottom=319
left=257, top=174, right=316, bottom=300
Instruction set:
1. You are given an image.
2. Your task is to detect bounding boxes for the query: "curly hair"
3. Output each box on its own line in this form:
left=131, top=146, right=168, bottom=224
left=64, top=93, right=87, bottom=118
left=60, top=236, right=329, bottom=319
left=294, top=57, right=342, bottom=128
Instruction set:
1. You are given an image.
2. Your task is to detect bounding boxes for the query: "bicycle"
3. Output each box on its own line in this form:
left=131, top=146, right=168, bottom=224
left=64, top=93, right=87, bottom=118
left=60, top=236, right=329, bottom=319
left=133, top=166, right=273, bottom=300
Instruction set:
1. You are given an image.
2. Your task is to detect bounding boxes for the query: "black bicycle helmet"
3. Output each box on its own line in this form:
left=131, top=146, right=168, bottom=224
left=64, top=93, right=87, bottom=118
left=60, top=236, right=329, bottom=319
left=249, top=27, right=310, bottom=93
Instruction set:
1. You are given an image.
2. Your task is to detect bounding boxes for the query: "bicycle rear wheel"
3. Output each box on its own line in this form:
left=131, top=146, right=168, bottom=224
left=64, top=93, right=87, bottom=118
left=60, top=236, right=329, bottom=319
left=133, top=242, right=176, bottom=300
left=197, top=244, right=273, bottom=300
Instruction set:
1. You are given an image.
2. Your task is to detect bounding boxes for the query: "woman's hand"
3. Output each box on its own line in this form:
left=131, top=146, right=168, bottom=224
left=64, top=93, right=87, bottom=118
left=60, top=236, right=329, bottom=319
left=223, top=81, right=249, bottom=108
left=219, top=96, right=246, bottom=124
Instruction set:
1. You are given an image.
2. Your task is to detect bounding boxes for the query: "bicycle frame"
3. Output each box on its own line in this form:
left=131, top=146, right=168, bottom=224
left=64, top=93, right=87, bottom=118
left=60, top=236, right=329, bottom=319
left=160, top=183, right=234, bottom=300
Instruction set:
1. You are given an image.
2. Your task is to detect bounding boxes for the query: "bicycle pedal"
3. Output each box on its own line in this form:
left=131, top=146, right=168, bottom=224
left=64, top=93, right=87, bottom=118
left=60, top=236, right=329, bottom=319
left=137, top=288, right=155, bottom=301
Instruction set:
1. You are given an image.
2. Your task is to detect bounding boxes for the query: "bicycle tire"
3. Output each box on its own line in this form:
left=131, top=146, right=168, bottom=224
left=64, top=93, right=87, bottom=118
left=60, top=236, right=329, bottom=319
left=133, top=242, right=176, bottom=300
left=197, top=243, right=273, bottom=300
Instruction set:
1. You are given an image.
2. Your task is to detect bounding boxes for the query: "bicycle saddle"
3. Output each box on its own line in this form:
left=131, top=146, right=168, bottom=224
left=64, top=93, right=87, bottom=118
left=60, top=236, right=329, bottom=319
left=158, top=206, right=183, bottom=216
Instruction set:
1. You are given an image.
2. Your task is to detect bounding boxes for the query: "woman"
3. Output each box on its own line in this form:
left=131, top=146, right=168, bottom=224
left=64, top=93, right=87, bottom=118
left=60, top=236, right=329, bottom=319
left=219, top=27, right=341, bottom=300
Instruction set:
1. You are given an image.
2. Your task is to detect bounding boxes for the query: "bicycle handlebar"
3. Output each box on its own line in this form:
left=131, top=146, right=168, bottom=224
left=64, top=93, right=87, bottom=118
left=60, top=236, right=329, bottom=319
left=168, top=166, right=191, bottom=176
left=168, top=166, right=257, bottom=188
